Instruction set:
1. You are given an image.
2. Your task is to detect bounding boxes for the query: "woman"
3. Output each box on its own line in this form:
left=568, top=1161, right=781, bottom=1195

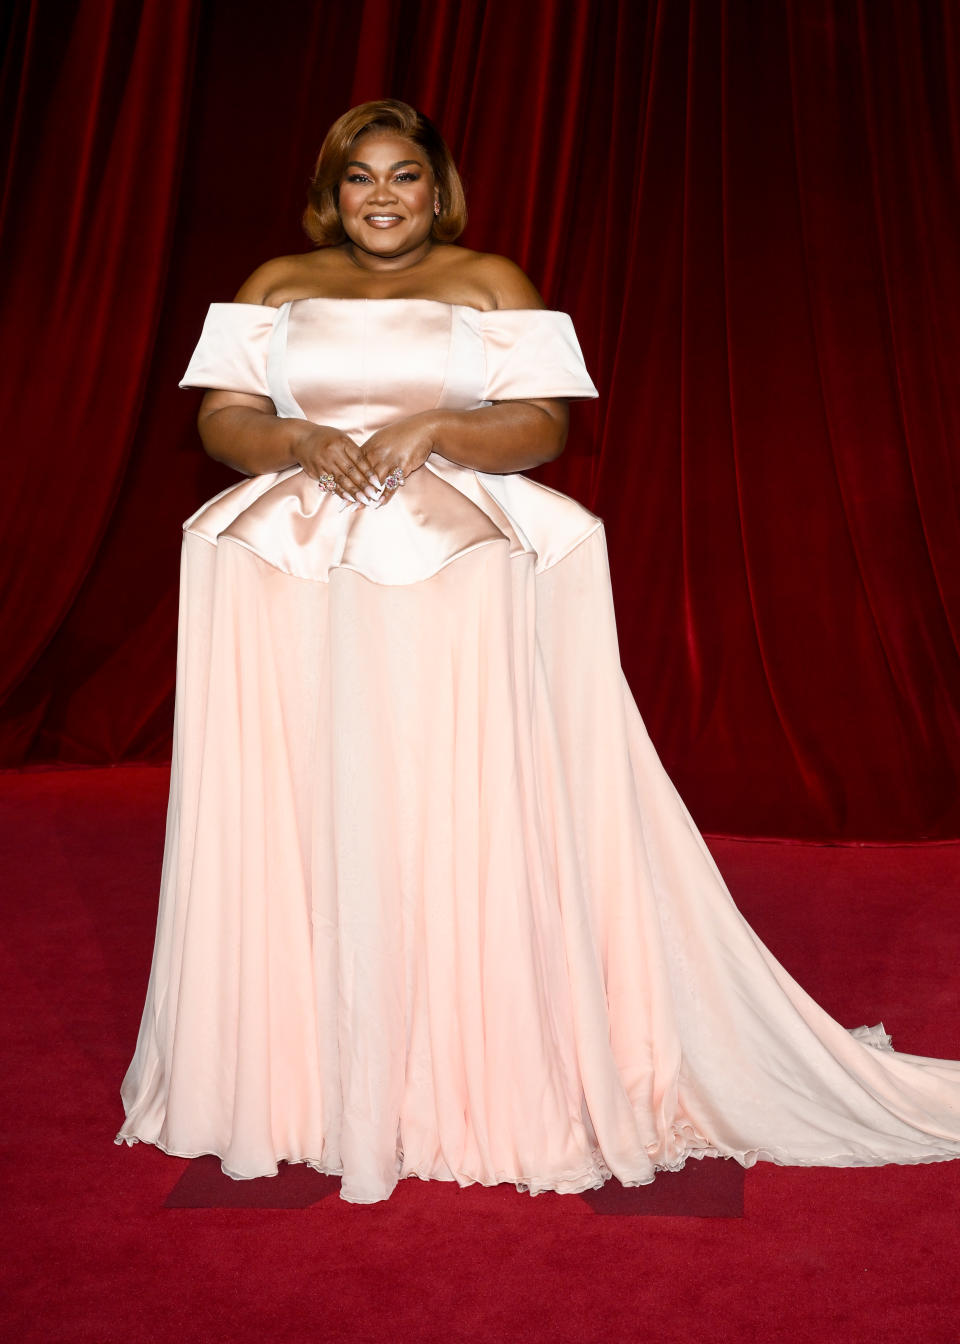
left=116, top=100, right=960, bottom=1205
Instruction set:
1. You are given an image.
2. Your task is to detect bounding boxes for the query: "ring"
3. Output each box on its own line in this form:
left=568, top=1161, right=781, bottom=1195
left=316, top=473, right=336, bottom=492
left=383, top=466, right=405, bottom=491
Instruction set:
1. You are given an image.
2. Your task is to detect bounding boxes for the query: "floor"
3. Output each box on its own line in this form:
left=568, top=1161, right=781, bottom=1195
left=2, top=765, right=958, bottom=1343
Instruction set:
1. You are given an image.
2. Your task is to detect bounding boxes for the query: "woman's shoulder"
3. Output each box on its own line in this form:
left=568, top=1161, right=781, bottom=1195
left=441, top=248, right=546, bottom=311
left=231, top=253, right=332, bottom=306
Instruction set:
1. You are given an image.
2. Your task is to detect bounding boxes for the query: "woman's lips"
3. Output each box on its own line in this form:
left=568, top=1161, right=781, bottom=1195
left=364, top=215, right=403, bottom=228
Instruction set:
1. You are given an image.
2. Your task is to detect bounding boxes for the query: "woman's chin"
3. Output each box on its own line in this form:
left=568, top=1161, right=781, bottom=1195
left=345, top=226, right=432, bottom=260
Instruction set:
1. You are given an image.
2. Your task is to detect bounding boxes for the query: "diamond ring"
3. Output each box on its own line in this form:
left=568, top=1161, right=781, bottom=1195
left=383, top=466, right=405, bottom=491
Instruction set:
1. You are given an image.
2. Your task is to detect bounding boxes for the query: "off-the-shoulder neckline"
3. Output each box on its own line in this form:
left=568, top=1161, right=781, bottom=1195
left=216, top=298, right=564, bottom=317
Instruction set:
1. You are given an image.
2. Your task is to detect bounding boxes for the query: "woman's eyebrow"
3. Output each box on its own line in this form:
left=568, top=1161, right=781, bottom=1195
left=346, top=159, right=422, bottom=170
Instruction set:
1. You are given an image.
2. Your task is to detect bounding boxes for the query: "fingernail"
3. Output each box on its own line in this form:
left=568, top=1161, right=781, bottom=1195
left=369, top=475, right=383, bottom=490
left=362, top=486, right=380, bottom=501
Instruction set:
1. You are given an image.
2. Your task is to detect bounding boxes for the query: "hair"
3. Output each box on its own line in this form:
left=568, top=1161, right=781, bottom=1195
left=302, top=99, right=467, bottom=247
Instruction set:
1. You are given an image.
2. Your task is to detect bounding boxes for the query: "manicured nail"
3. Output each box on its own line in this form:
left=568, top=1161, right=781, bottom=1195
left=369, top=474, right=383, bottom=490
left=362, top=485, right=380, bottom=501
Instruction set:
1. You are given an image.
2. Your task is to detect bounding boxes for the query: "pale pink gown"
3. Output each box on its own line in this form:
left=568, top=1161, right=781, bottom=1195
left=115, top=298, right=960, bottom=1203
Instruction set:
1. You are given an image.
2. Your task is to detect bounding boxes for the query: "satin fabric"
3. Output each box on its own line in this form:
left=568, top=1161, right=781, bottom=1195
left=115, top=300, right=960, bottom=1203
left=178, top=301, right=602, bottom=585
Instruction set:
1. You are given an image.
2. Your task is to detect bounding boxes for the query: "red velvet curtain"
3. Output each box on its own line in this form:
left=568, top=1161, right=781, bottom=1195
left=2, top=0, right=958, bottom=839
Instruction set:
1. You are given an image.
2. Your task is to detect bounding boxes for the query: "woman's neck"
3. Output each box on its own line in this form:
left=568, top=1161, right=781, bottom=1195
left=342, top=236, right=435, bottom=273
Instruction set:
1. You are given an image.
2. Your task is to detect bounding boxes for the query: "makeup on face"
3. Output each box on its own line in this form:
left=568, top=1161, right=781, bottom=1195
left=338, top=136, right=435, bottom=244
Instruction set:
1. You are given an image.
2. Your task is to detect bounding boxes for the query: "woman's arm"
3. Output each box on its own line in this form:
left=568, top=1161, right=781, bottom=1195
left=196, top=378, right=566, bottom=481
left=197, top=392, right=381, bottom=500
left=362, top=399, right=568, bottom=478
left=193, top=260, right=377, bottom=498
left=197, top=390, right=304, bottom=475
left=441, top=398, right=570, bottom=471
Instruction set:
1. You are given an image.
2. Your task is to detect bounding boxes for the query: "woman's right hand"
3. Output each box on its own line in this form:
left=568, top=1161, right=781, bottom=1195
left=291, top=423, right=381, bottom=505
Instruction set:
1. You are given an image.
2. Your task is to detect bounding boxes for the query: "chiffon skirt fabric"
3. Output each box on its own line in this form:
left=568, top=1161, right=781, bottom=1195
left=115, top=461, right=960, bottom=1204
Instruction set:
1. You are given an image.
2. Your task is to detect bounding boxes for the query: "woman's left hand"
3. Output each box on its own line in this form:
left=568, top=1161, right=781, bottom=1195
left=358, top=412, right=439, bottom=507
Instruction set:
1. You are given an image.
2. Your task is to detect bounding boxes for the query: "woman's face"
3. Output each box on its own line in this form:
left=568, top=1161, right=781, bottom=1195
left=338, top=132, right=437, bottom=260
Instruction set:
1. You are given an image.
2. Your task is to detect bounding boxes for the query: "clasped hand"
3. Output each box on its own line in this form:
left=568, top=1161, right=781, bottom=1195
left=293, top=412, right=439, bottom=508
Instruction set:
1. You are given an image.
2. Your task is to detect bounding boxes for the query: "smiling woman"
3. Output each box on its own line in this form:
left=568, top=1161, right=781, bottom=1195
left=114, top=99, right=960, bottom=1206
left=339, top=147, right=437, bottom=252
left=193, top=104, right=567, bottom=491
left=303, top=100, right=467, bottom=249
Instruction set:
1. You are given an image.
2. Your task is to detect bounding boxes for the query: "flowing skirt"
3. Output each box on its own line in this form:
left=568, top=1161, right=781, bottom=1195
left=115, top=458, right=960, bottom=1203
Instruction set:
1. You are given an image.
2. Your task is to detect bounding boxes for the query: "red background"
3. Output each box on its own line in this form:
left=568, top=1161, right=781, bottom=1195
left=2, top=0, right=958, bottom=839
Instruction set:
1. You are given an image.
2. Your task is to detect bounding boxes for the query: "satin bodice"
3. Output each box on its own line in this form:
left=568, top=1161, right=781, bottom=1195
left=178, top=297, right=602, bottom=585
left=180, top=298, right=599, bottom=444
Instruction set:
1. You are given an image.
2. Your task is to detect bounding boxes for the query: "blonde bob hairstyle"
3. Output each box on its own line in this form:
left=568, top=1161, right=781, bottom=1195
left=302, top=99, right=467, bottom=247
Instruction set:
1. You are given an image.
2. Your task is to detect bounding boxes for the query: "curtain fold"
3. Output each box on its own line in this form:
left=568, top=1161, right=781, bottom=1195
left=0, top=0, right=198, bottom=757
left=1, top=0, right=957, bottom=839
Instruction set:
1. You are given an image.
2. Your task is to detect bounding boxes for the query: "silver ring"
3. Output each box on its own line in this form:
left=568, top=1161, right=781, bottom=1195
left=383, top=466, right=405, bottom=491
left=316, top=473, right=336, bottom=492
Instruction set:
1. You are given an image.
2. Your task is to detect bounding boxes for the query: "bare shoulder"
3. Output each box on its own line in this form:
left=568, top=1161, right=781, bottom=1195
left=232, top=254, right=323, bottom=305
left=467, top=252, right=546, bottom=310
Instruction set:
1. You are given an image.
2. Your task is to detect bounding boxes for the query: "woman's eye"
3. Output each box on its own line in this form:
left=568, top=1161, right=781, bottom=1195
left=343, top=171, right=418, bottom=184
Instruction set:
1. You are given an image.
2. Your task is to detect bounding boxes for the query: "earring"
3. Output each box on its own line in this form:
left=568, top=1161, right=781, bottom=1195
left=434, top=199, right=440, bottom=216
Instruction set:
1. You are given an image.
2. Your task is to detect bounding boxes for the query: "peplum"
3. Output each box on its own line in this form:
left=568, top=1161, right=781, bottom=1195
left=115, top=297, right=960, bottom=1204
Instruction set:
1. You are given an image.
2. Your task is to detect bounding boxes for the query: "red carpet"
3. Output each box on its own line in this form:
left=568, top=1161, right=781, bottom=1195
left=2, top=766, right=958, bottom=1343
